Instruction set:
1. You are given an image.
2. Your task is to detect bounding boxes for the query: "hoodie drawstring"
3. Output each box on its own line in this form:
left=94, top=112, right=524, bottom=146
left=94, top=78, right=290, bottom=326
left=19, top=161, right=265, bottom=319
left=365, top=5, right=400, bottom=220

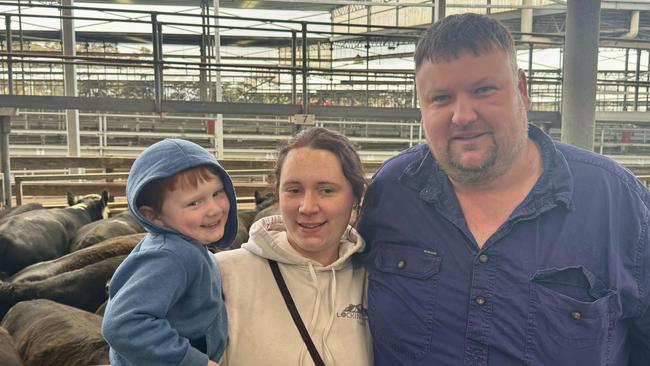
left=321, top=267, right=337, bottom=365
left=299, top=262, right=321, bottom=366
left=307, top=262, right=321, bottom=337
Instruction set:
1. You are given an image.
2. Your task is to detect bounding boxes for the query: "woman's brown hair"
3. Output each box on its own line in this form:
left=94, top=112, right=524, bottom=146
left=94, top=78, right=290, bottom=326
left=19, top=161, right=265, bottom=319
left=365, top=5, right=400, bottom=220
left=274, top=127, right=367, bottom=215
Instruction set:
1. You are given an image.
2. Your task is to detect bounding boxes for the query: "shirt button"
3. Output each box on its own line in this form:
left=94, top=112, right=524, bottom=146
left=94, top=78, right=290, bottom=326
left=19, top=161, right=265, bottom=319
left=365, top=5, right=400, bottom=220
left=571, top=311, right=582, bottom=320
left=475, top=296, right=486, bottom=306
left=478, top=254, right=489, bottom=263
left=397, top=260, right=406, bottom=269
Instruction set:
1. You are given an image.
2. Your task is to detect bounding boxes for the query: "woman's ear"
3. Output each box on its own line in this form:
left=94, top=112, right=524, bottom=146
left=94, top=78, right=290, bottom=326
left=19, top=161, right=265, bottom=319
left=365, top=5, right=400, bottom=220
left=138, top=205, right=164, bottom=226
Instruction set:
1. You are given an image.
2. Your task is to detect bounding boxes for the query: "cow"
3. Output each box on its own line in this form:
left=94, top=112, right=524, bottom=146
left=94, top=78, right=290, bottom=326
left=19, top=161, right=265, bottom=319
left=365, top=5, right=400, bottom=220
left=2, top=299, right=108, bottom=366
left=0, top=326, right=22, bottom=366
left=230, top=191, right=275, bottom=250
left=95, top=300, right=108, bottom=317
left=0, top=255, right=126, bottom=320
left=253, top=200, right=280, bottom=223
left=0, top=191, right=109, bottom=276
left=0, top=203, right=44, bottom=222
left=10, top=233, right=144, bottom=283
left=0, top=233, right=144, bottom=319
left=69, top=210, right=145, bottom=252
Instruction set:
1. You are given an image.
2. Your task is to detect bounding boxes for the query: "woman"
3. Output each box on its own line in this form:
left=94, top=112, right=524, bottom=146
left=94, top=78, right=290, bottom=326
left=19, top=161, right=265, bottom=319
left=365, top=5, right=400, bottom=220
left=217, top=127, right=372, bottom=366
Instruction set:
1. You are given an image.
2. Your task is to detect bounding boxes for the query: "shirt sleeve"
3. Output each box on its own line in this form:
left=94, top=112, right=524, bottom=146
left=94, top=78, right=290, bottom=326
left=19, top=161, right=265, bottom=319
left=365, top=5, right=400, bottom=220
left=628, top=205, right=650, bottom=366
left=101, top=248, right=208, bottom=366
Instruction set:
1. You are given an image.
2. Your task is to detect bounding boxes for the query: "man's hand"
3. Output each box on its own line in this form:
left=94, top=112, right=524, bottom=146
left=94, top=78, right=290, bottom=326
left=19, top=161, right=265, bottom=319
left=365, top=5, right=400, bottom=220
left=207, top=360, right=219, bottom=366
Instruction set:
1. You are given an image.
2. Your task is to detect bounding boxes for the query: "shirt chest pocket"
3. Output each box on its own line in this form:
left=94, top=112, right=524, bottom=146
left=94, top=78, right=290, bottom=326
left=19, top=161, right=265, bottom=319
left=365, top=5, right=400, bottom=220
left=367, top=244, right=442, bottom=361
left=524, top=266, right=618, bottom=365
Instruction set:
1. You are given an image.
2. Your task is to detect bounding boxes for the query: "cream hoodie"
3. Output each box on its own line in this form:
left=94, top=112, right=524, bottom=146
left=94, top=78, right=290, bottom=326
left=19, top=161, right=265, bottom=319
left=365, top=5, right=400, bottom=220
left=216, top=215, right=372, bottom=366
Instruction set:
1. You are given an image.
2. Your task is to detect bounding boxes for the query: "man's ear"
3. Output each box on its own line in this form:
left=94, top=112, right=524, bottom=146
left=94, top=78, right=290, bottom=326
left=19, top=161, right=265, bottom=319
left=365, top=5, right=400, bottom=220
left=517, top=69, right=532, bottom=110
left=138, top=205, right=164, bottom=226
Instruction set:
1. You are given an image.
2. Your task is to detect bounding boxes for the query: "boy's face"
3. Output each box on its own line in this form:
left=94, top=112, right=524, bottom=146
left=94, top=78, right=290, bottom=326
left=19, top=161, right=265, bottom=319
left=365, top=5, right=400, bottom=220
left=141, top=172, right=230, bottom=245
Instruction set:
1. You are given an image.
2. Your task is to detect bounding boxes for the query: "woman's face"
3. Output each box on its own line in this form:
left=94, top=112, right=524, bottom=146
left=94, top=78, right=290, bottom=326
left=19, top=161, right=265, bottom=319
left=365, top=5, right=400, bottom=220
left=279, top=147, right=356, bottom=266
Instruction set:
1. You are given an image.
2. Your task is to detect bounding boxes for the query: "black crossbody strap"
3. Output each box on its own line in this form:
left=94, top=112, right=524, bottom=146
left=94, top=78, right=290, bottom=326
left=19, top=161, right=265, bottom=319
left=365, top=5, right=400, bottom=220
left=268, top=259, right=326, bottom=366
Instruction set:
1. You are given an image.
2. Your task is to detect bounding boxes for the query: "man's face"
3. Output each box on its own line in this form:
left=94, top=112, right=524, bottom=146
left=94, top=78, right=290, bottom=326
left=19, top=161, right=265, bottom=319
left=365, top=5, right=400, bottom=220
left=416, top=48, right=531, bottom=184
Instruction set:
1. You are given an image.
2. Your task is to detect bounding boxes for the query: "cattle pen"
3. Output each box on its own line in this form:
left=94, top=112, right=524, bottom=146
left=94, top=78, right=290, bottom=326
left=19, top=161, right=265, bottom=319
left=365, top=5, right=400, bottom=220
left=2, top=0, right=650, bottom=364
left=0, top=156, right=385, bottom=211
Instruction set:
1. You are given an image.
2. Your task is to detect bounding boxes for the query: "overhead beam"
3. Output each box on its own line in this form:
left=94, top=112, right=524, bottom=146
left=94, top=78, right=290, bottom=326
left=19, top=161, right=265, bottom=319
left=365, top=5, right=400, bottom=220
left=0, top=96, right=300, bottom=116
left=5, top=30, right=649, bottom=51
left=596, top=111, right=650, bottom=124
left=0, top=95, right=559, bottom=125
left=66, top=0, right=341, bottom=11
left=601, top=0, right=650, bottom=11
left=76, top=0, right=440, bottom=8
left=0, top=30, right=306, bottom=48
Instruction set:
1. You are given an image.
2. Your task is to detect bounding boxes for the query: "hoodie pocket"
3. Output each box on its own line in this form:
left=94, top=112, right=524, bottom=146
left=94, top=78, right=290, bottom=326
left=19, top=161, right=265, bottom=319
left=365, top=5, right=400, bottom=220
left=524, top=266, right=617, bottom=364
left=367, top=244, right=442, bottom=361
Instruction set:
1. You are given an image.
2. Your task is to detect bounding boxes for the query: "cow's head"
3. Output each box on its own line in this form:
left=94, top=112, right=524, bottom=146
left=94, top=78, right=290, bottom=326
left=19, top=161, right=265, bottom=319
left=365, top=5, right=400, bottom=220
left=67, top=191, right=110, bottom=220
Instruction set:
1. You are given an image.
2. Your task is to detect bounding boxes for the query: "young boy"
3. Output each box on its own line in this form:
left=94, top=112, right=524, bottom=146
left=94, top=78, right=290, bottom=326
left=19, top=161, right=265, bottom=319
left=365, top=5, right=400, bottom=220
left=102, top=138, right=238, bottom=366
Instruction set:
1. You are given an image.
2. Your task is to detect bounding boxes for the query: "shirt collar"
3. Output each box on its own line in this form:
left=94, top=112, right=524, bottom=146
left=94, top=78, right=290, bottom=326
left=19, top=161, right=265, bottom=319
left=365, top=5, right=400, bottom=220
left=399, top=124, right=574, bottom=210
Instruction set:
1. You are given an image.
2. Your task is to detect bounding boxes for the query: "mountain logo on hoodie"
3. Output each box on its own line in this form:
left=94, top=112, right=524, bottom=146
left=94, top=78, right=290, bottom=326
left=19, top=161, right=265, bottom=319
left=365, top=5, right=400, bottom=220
left=337, top=303, right=368, bottom=321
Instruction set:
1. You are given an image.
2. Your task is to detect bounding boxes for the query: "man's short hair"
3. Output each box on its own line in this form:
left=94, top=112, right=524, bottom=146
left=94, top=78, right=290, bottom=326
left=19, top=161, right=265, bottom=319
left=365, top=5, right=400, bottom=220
left=415, top=13, right=517, bottom=73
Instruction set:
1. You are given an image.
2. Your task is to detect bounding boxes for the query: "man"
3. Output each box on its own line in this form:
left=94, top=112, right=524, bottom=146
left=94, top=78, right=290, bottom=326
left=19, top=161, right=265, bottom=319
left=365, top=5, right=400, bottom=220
left=358, top=13, right=650, bottom=366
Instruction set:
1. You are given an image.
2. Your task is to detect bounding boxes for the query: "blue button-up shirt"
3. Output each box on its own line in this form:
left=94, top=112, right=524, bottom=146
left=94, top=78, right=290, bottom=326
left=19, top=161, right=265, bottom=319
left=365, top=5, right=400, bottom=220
left=358, top=125, right=650, bottom=366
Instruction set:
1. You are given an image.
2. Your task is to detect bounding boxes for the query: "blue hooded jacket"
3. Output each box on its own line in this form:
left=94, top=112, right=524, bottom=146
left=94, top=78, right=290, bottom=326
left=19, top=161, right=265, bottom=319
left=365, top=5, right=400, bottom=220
left=102, top=139, right=238, bottom=366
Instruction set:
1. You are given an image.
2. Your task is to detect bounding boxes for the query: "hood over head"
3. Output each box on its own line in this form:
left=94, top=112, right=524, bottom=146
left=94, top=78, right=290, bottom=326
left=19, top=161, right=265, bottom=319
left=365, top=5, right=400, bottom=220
left=126, top=138, right=238, bottom=249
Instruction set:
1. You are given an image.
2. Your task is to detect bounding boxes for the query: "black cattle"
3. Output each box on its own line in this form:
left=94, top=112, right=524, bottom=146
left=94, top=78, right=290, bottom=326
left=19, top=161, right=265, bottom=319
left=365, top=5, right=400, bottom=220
left=70, top=210, right=145, bottom=252
left=252, top=201, right=280, bottom=223
left=0, top=326, right=22, bottom=366
left=0, top=255, right=126, bottom=320
left=0, top=203, right=44, bottom=222
left=10, top=232, right=145, bottom=283
left=95, top=300, right=108, bottom=317
left=231, top=191, right=275, bottom=250
left=0, top=191, right=109, bottom=276
left=0, top=233, right=144, bottom=319
left=2, top=299, right=108, bottom=366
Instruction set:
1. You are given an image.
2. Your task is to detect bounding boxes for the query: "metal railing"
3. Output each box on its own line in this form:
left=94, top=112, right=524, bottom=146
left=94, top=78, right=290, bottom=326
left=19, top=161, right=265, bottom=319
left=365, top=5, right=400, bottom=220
left=0, top=1, right=422, bottom=112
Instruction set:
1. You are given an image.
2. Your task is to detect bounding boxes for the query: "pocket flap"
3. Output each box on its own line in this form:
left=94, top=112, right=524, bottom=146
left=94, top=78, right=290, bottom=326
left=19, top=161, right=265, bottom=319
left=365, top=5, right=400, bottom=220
left=531, top=265, right=612, bottom=302
left=374, top=244, right=441, bottom=279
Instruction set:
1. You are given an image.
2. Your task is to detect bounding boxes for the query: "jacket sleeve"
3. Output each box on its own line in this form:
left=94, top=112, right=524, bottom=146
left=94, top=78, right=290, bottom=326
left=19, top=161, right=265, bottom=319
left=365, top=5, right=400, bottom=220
left=218, top=347, right=229, bottom=366
left=102, top=249, right=208, bottom=366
